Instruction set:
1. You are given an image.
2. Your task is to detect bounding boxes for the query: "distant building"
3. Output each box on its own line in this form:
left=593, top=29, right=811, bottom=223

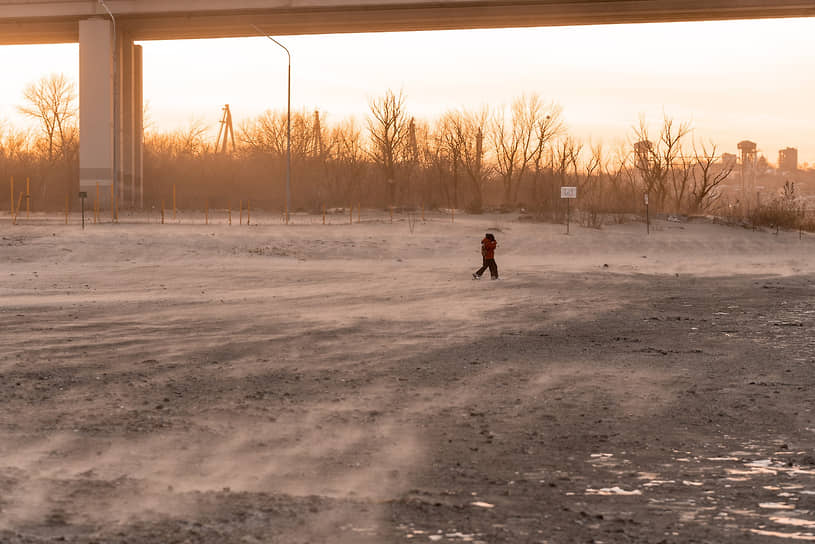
left=778, top=147, right=798, bottom=172
left=722, top=153, right=737, bottom=169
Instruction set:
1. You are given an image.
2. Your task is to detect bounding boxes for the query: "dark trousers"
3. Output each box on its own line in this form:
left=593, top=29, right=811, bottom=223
left=475, top=258, right=498, bottom=279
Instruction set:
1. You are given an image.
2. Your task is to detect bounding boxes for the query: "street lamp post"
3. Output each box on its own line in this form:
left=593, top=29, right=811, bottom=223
left=252, top=25, right=291, bottom=223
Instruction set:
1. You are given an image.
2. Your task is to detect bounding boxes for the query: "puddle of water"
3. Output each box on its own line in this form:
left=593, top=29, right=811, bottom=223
left=772, top=517, right=815, bottom=529
left=727, top=467, right=777, bottom=476
left=586, top=487, right=642, bottom=496
left=760, top=503, right=797, bottom=510
left=750, top=459, right=774, bottom=467
left=642, top=480, right=675, bottom=487
left=637, top=472, right=660, bottom=480
left=750, top=529, right=815, bottom=540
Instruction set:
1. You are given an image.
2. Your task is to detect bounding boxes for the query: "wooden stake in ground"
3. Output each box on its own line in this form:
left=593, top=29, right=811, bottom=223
left=95, top=182, right=99, bottom=223
left=110, top=185, right=115, bottom=222
left=228, top=205, right=232, bottom=226
left=25, top=178, right=30, bottom=219
left=161, top=200, right=165, bottom=224
left=247, top=200, right=250, bottom=225
left=239, top=200, right=243, bottom=225
left=13, top=191, right=23, bottom=225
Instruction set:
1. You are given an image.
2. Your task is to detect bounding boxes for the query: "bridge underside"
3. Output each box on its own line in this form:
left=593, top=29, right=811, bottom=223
left=2, top=1, right=815, bottom=44
left=1, top=0, right=813, bottom=209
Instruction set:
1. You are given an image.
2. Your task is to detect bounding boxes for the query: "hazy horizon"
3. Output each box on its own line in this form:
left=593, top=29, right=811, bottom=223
left=1, top=17, right=813, bottom=165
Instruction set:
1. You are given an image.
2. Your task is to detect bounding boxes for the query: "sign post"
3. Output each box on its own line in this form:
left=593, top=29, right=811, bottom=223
left=644, top=192, right=650, bottom=235
left=560, top=186, right=577, bottom=234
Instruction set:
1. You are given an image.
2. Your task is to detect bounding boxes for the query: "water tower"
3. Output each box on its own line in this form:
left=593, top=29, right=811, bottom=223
left=737, top=140, right=757, bottom=209
left=737, top=140, right=757, bottom=168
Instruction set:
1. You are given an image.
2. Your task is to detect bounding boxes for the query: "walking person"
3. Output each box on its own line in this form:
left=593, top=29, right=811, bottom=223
left=473, top=233, right=498, bottom=280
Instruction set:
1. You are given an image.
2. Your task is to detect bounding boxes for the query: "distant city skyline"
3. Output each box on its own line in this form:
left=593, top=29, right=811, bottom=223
left=0, top=17, right=813, bottom=165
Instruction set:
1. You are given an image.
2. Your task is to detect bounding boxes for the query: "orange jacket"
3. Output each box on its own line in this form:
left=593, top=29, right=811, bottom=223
left=481, top=238, right=497, bottom=259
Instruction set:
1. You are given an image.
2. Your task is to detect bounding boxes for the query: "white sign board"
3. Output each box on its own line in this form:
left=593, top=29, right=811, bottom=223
left=560, top=186, right=577, bottom=199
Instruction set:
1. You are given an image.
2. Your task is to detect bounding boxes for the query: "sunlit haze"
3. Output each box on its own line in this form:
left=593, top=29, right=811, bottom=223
left=1, top=17, right=813, bottom=163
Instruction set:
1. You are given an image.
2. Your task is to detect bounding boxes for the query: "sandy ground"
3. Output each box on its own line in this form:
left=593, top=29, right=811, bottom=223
left=2, top=210, right=815, bottom=543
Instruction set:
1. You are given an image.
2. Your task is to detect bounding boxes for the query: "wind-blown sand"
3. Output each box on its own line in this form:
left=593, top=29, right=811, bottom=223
left=2, top=211, right=815, bottom=543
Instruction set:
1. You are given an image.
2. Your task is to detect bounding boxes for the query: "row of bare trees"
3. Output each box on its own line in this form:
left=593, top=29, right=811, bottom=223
left=2, top=74, right=737, bottom=221
left=1, top=73, right=78, bottom=209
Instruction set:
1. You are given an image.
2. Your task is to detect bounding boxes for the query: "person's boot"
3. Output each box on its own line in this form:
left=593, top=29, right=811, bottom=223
left=472, top=273, right=480, bottom=280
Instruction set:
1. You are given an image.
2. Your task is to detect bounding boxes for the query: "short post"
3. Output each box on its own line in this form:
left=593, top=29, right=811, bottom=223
left=110, top=185, right=115, bottom=222
left=239, top=199, right=243, bottom=225
left=357, top=202, right=361, bottom=224
left=322, top=204, right=325, bottom=225
left=422, top=203, right=425, bottom=222
left=173, top=184, right=177, bottom=220
left=349, top=204, right=353, bottom=225
left=114, top=189, right=119, bottom=223
left=25, top=177, right=30, bottom=219
left=566, top=199, right=570, bottom=235
left=13, top=191, right=23, bottom=225
left=390, top=206, right=393, bottom=223
left=64, top=194, right=68, bottom=224
left=161, top=200, right=165, bottom=224
left=228, top=205, right=232, bottom=226
left=247, top=200, right=250, bottom=225
left=645, top=192, right=650, bottom=235
left=95, top=182, right=99, bottom=223
left=79, top=191, right=87, bottom=230
left=451, top=207, right=455, bottom=224
left=205, top=199, right=209, bottom=225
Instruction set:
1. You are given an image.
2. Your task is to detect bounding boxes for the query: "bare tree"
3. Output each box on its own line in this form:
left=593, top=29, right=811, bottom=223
left=326, top=117, right=366, bottom=204
left=18, top=73, right=77, bottom=162
left=632, top=114, right=692, bottom=212
left=492, top=94, right=560, bottom=206
left=690, top=141, right=733, bottom=213
left=240, top=110, right=292, bottom=157
left=445, top=108, right=490, bottom=211
left=367, top=89, right=410, bottom=206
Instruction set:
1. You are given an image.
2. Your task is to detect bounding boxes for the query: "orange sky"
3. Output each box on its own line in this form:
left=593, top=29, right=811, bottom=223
left=0, top=18, right=813, bottom=164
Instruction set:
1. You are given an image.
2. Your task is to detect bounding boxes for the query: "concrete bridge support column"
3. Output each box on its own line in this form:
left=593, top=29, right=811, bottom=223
left=119, top=38, right=144, bottom=209
left=79, top=19, right=144, bottom=211
left=78, top=18, right=113, bottom=206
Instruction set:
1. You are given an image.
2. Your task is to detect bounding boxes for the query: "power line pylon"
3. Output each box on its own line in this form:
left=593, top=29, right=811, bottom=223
left=216, top=104, right=236, bottom=154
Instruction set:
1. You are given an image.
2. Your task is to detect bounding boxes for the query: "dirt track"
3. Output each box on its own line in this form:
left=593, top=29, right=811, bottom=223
left=2, top=213, right=815, bottom=543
